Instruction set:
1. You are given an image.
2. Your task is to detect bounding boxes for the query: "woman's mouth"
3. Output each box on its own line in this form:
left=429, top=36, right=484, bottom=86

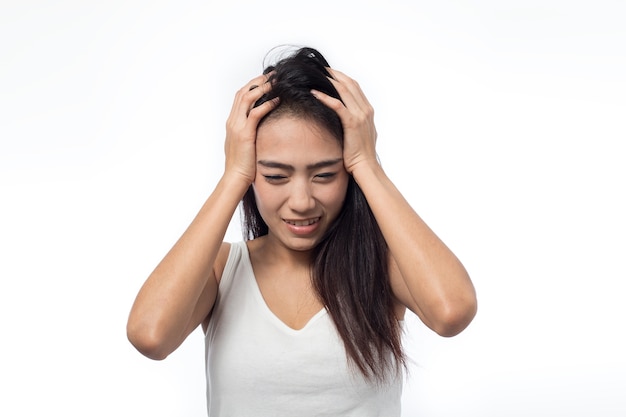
left=283, top=217, right=321, bottom=235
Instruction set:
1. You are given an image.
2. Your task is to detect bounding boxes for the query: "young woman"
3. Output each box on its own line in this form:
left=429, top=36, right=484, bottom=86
left=127, top=47, right=477, bottom=416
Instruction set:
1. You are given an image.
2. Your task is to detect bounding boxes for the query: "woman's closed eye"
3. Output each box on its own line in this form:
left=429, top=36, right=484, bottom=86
left=263, top=174, right=288, bottom=183
left=314, top=172, right=337, bottom=182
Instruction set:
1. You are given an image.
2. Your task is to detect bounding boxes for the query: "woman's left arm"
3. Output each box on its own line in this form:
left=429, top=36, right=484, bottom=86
left=313, top=69, right=477, bottom=337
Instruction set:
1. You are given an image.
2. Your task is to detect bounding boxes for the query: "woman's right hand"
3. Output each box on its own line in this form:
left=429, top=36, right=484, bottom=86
left=224, top=74, right=278, bottom=184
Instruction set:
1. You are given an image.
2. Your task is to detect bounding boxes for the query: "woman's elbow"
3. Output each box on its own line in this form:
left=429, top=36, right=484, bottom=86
left=431, top=295, right=478, bottom=337
left=126, top=321, right=172, bottom=361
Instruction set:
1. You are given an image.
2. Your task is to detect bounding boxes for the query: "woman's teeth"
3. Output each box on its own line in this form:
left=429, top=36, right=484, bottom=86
left=286, top=218, right=319, bottom=226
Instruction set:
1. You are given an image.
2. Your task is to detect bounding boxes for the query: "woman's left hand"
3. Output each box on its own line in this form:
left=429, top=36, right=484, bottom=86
left=311, top=68, right=378, bottom=174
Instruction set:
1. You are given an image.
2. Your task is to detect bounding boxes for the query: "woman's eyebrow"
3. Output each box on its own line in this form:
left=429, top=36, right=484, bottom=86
left=257, top=160, right=294, bottom=171
left=257, top=158, right=343, bottom=171
left=307, top=158, right=343, bottom=170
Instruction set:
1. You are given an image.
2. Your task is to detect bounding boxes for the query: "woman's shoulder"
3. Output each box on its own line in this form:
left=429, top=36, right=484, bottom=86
left=215, top=240, right=259, bottom=283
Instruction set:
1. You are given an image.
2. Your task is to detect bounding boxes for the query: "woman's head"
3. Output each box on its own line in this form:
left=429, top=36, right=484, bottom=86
left=242, top=47, right=348, bottom=240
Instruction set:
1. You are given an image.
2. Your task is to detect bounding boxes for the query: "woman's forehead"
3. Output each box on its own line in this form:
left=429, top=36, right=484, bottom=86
left=256, top=116, right=342, bottom=159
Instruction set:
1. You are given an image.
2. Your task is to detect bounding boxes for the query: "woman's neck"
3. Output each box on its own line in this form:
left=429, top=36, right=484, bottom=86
left=248, top=235, right=313, bottom=270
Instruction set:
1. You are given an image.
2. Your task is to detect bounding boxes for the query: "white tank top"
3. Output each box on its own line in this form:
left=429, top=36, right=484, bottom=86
left=204, top=241, right=403, bottom=417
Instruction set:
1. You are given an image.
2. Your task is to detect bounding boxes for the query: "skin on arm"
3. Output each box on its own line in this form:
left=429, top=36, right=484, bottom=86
left=312, top=69, right=477, bottom=337
left=126, top=75, right=279, bottom=360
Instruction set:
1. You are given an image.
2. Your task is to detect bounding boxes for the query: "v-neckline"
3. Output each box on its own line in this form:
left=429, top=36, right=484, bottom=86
left=242, top=241, right=327, bottom=334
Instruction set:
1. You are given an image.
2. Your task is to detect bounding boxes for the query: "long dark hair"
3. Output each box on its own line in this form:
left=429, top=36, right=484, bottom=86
left=242, top=47, right=405, bottom=381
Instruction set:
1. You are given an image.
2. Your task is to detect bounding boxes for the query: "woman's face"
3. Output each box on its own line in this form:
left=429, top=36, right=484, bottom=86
left=253, top=115, right=349, bottom=252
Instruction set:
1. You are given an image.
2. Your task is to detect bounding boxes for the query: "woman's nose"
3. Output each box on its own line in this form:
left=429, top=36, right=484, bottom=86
left=288, top=182, right=316, bottom=213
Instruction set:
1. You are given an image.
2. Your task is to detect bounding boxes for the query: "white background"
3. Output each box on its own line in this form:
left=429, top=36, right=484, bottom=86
left=1, top=1, right=625, bottom=416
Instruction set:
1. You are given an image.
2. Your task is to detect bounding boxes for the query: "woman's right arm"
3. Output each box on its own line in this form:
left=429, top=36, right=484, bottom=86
left=126, top=75, right=277, bottom=360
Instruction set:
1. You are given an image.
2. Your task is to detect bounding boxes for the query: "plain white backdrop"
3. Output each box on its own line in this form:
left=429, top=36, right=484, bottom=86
left=1, top=1, right=625, bottom=416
